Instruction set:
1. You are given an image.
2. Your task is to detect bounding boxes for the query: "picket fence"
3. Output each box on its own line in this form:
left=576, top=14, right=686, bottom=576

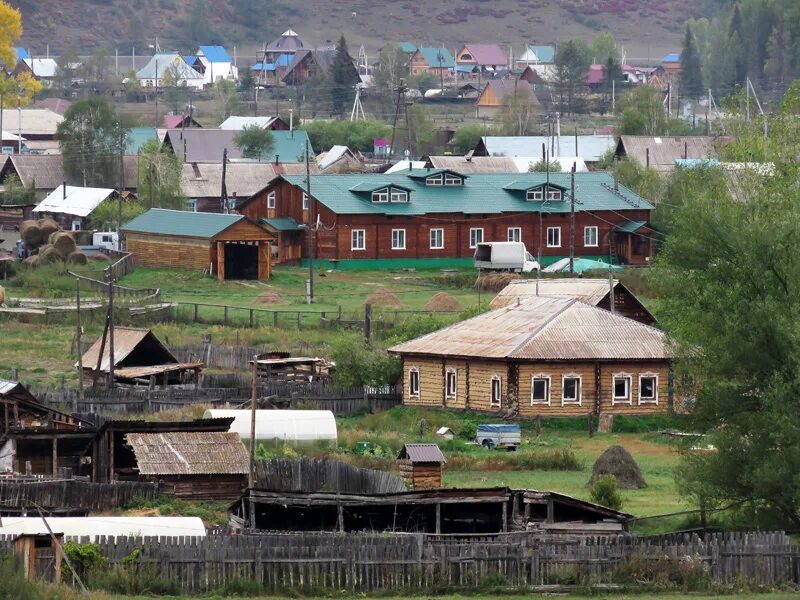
left=3, top=530, right=794, bottom=593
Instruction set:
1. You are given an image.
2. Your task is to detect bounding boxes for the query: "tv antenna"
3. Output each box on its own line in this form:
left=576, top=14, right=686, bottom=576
left=357, top=45, right=369, bottom=76
left=350, top=83, right=366, bottom=121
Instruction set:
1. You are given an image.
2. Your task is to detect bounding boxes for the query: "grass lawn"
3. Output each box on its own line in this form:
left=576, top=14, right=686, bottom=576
left=102, top=594, right=800, bottom=600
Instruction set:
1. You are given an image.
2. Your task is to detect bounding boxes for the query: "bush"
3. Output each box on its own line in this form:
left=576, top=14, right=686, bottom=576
left=63, top=540, right=106, bottom=580
left=588, top=474, right=624, bottom=510
left=457, top=421, right=477, bottom=440
left=329, top=334, right=401, bottom=387
left=612, top=554, right=711, bottom=591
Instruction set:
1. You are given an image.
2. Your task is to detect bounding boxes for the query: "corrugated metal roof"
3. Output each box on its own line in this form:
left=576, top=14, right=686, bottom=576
left=203, top=409, right=337, bottom=442
left=79, top=327, right=174, bottom=372
left=197, top=45, right=232, bottom=63
left=278, top=171, right=652, bottom=216
left=390, top=296, right=668, bottom=361
left=136, top=53, right=203, bottom=80
left=219, top=116, right=280, bottom=130
left=15, top=109, right=63, bottom=137
left=4, top=155, right=139, bottom=192
left=15, top=47, right=29, bottom=61
left=0, top=379, right=21, bottom=395
left=23, top=58, right=58, bottom=78
left=33, top=185, right=115, bottom=217
left=164, top=129, right=314, bottom=163
left=123, top=208, right=245, bottom=238
left=261, top=216, right=301, bottom=231
left=617, top=136, right=730, bottom=171
left=477, top=135, right=616, bottom=161
left=126, top=127, right=158, bottom=154
left=399, top=443, right=446, bottom=463
left=182, top=162, right=279, bottom=198
left=127, top=431, right=249, bottom=475
left=265, top=29, right=307, bottom=52
left=491, top=278, right=618, bottom=308
left=415, top=47, right=455, bottom=69
left=398, top=42, right=418, bottom=53
left=459, top=44, right=507, bottom=66
left=615, top=220, right=648, bottom=233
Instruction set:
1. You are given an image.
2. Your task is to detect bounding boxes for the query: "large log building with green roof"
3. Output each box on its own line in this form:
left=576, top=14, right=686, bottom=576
left=238, top=169, right=655, bottom=269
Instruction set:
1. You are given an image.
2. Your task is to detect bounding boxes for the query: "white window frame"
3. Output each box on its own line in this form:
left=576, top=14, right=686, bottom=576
left=444, top=174, right=462, bottom=186
left=612, top=373, right=632, bottom=405
left=638, top=373, right=659, bottom=405
left=188, top=199, right=198, bottom=212
left=426, top=174, right=443, bottom=186
left=409, top=367, right=420, bottom=397
left=469, top=227, right=484, bottom=248
left=429, top=228, right=444, bottom=250
left=371, top=188, right=389, bottom=203
left=561, top=374, right=582, bottom=405
left=547, top=226, right=561, bottom=248
left=390, top=189, right=408, bottom=203
left=531, top=375, right=551, bottom=405
left=547, top=189, right=562, bottom=201
left=445, top=369, right=457, bottom=399
left=584, top=226, right=598, bottom=247
left=302, top=192, right=309, bottom=210
left=507, top=227, right=522, bottom=243
left=351, top=229, right=365, bottom=251
left=490, top=375, right=502, bottom=407
left=71, top=219, right=81, bottom=231
left=526, top=188, right=543, bottom=201
left=267, top=191, right=276, bottom=209
left=391, top=228, right=406, bottom=250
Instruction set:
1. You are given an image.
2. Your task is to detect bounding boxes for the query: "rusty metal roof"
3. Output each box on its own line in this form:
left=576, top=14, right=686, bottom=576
left=389, top=296, right=668, bottom=361
left=398, top=443, right=446, bottom=463
left=78, top=327, right=177, bottom=372
left=427, top=155, right=520, bottom=173
left=491, top=278, right=618, bottom=308
left=126, top=431, right=249, bottom=475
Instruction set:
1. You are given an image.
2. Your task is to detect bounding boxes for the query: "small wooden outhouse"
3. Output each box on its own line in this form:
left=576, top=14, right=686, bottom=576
left=13, top=533, right=63, bottom=583
left=397, top=443, right=446, bottom=490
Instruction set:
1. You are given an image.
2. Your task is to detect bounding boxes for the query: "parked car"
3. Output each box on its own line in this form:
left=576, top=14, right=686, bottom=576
left=474, top=242, right=539, bottom=273
left=475, top=423, right=521, bottom=451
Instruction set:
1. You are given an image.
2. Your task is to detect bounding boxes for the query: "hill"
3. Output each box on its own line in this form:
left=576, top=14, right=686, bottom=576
left=11, top=0, right=726, bottom=63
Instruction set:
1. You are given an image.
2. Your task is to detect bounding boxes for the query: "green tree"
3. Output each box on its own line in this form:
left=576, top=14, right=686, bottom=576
left=55, top=45, right=79, bottom=90
left=553, top=40, right=590, bottom=115
left=330, top=35, right=359, bottom=116
left=238, top=66, right=254, bottom=93
left=393, top=104, right=438, bottom=157
left=617, top=86, right=692, bottom=136
left=725, top=3, right=747, bottom=90
left=212, top=79, right=242, bottom=122
left=138, top=139, right=185, bottom=210
left=0, top=173, right=34, bottom=205
left=57, top=97, right=125, bottom=188
left=681, top=24, right=705, bottom=99
left=451, top=123, right=493, bottom=154
left=409, top=71, right=437, bottom=94
left=234, top=125, right=275, bottom=161
left=372, top=44, right=409, bottom=120
left=528, top=159, right=562, bottom=173
left=161, top=63, right=190, bottom=115
left=83, top=47, right=110, bottom=82
left=591, top=32, right=618, bottom=64
left=303, top=119, right=391, bottom=153
left=499, top=84, right=537, bottom=135
left=90, top=199, right=145, bottom=231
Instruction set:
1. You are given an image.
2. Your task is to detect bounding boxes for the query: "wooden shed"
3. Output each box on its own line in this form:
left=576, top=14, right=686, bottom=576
left=13, top=533, right=63, bottom=583
left=122, top=208, right=273, bottom=281
left=397, top=443, right=446, bottom=490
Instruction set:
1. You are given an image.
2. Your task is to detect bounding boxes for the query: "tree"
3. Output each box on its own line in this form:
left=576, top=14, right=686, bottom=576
left=725, top=3, right=747, bottom=89
left=138, top=139, right=185, bottom=210
left=212, top=79, right=242, bottom=123
left=55, top=45, right=79, bottom=90
left=603, top=56, right=624, bottom=102
left=0, top=173, right=34, bottom=205
left=234, top=125, right=275, bottom=161
left=591, top=32, right=618, bottom=64
left=57, top=97, right=125, bottom=188
left=83, top=47, right=110, bottom=83
left=330, top=35, right=359, bottom=117
left=451, top=123, right=494, bottom=154
left=500, top=85, right=537, bottom=135
left=681, top=25, right=705, bottom=99
left=393, top=104, right=438, bottom=157
left=238, top=67, right=254, bottom=93
left=409, top=71, right=438, bottom=94
left=161, top=63, right=190, bottom=115
left=528, top=159, right=562, bottom=173
left=90, top=200, right=145, bottom=231
left=372, top=44, right=409, bottom=120
left=764, top=22, right=787, bottom=91
left=617, top=86, right=692, bottom=136
left=0, top=2, right=41, bottom=142
left=188, top=0, right=219, bottom=44
left=0, top=1, right=22, bottom=68
left=303, top=119, right=391, bottom=153
left=553, top=40, right=590, bottom=115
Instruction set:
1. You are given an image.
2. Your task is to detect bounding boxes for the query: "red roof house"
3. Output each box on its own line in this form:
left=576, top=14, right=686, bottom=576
left=456, top=44, right=508, bottom=70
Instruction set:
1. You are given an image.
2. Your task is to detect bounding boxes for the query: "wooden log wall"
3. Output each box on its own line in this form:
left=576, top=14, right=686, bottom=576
left=0, top=531, right=792, bottom=594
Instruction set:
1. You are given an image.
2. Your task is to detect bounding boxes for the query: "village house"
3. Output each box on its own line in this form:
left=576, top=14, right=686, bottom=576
left=122, top=208, right=273, bottom=281
left=515, top=44, right=555, bottom=68
left=237, top=170, right=655, bottom=267
left=136, top=53, right=204, bottom=89
left=0, top=108, right=63, bottom=154
left=456, top=44, right=508, bottom=74
left=317, top=145, right=363, bottom=173
left=163, top=128, right=313, bottom=164
left=473, top=135, right=617, bottom=166
left=389, top=296, right=671, bottom=417
left=661, top=52, right=681, bottom=81
left=163, top=113, right=202, bottom=129
left=35, top=97, right=72, bottom=116
left=32, top=184, right=116, bottom=231
left=187, top=45, right=238, bottom=85
left=13, top=57, right=58, bottom=85
left=476, top=79, right=538, bottom=118
left=614, top=135, right=731, bottom=171
left=218, top=115, right=289, bottom=130
left=408, top=47, right=456, bottom=78
left=426, top=155, right=588, bottom=173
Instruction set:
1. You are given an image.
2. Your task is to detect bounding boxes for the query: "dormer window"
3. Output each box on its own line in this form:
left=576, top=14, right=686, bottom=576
left=426, top=174, right=443, bottom=186
left=390, top=189, right=408, bottom=202
left=547, top=189, right=562, bottom=200
left=526, top=188, right=543, bottom=201
left=444, top=174, right=463, bottom=186
left=372, top=188, right=389, bottom=202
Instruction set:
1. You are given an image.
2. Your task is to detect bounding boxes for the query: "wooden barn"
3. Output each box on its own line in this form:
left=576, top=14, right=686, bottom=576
left=490, top=278, right=656, bottom=325
left=122, top=209, right=273, bottom=281
left=389, top=296, right=671, bottom=418
left=125, top=431, right=249, bottom=501
left=397, top=443, right=446, bottom=490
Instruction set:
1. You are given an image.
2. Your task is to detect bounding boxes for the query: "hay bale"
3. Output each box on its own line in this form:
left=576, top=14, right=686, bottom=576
left=37, top=244, right=63, bottom=266
left=20, top=220, right=43, bottom=249
left=67, top=251, right=88, bottom=265
left=23, top=254, right=39, bottom=267
left=365, top=289, right=402, bottom=308
left=0, top=285, right=4, bottom=305
left=38, top=218, right=59, bottom=240
left=51, top=231, right=77, bottom=259
left=474, top=272, right=521, bottom=293
left=588, top=445, right=647, bottom=489
left=252, top=291, right=284, bottom=305
left=424, top=292, right=462, bottom=312
left=90, top=253, right=111, bottom=262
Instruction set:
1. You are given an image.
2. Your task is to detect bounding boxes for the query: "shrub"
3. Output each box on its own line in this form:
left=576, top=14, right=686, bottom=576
left=588, top=474, right=624, bottom=510
left=63, top=540, right=106, bottom=580
left=329, top=333, right=401, bottom=387
left=612, top=554, right=711, bottom=591
left=457, top=421, right=477, bottom=440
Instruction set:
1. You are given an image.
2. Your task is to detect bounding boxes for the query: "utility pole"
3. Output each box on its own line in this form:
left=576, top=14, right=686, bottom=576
left=388, top=79, right=407, bottom=161
left=569, top=165, right=575, bottom=276
left=76, top=278, right=84, bottom=403
left=220, top=148, right=228, bottom=213
left=746, top=77, right=750, bottom=122
left=305, top=140, right=314, bottom=304
left=117, top=125, right=125, bottom=237
left=106, top=268, right=115, bottom=390
left=154, top=60, right=159, bottom=128
left=248, top=354, right=257, bottom=491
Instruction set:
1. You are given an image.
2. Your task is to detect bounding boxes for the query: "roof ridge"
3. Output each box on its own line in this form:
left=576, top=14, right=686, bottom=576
left=507, top=297, right=577, bottom=356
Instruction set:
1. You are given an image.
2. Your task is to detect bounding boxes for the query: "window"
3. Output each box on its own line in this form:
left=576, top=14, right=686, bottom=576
left=469, top=227, right=484, bottom=248
left=390, top=189, right=408, bottom=202
left=267, top=191, right=276, bottom=209
left=507, top=227, right=521, bottom=243
left=302, top=192, right=309, bottom=210
left=444, top=174, right=463, bottom=186
left=584, top=226, right=598, bottom=247
left=526, top=188, right=543, bottom=201
left=188, top=199, right=198, bottom=212
left=531, top=376, right=550, bottom=405
left=562, top=375, right=581, bottom=405
left=547, top=189, right=562, bottom=200
left=445, top=369, right=457, bottom=399
left=426, top=174, right=443, bottom=186
left=351, top=229, right=365, bottom=251
left=430, top=228, right=444, bottom=249
left=490, top=376, right=502, bottom=407
left=612, top=374, right=632, bottom=405
left=409, top=368, right=420, bottom=397
left=391, top=229, right=406, bottom=250
left=71, top=220, right=81, bottom=231
left=371, top=188, right=389, bottom=203
left=547, top=226, right=561, bottom=248
left=639, top=374, right=658, bottom=404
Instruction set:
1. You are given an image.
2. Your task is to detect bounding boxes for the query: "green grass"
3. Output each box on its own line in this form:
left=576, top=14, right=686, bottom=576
left=102, top=593, right=800, bottom=599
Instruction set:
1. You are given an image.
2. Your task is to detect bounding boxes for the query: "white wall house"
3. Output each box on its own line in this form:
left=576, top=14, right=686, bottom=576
left=191, top=45, right=238, bottom=85
left=136, top=53, right=204, bottom=89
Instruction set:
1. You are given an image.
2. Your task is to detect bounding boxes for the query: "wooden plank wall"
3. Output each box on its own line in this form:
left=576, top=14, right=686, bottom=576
left=0, top=479, right=157, bottom=512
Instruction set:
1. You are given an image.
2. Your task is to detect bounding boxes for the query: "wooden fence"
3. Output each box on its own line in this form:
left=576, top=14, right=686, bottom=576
left=254, top=458, right=406, bottom=494
left=9, top=530, right=795, bottom=593
left=0, top=479, right=156, bottom=513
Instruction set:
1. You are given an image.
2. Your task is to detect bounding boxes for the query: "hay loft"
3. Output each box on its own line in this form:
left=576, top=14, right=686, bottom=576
left=589, top=445, right=647, bottom=489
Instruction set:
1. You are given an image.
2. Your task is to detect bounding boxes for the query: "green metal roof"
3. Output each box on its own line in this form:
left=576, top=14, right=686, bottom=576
left=126, top=127, right=158, bottom=155
left=614, top=220, right=648, bottom=234
left=406, top=169, right=469, bottom=180
left=280, top=171, right=654, bottom=217
left=272, top=130, right=315, bottom=161
left=123, top=208, right=244, bottom=238
left=261, top=216, right=302, bottom=231
left=502, top=180, right=565, bottom=191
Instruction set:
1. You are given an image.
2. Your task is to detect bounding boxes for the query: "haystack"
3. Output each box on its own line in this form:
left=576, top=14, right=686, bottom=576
left=37, top=245, right=63, bottom=265
left=38, top=218, right=59, bottom=241
left=474, top=273, right=521, bottom=293
left=50, top=232, right=77, bottom=259
left=588, top=445, right=647, bottom=489
left=365, top=289, right=402, bottom=308
left=253, top=291, right=284, bottom=305
left=90, top=253, right=111, bottom=262
left=0, top=285, right=5, bottom=305
left=67, top=251, right=88, bottom=265
left=20, top=220, right=43, bottom=249
left=424, top=292, right=462, bottom=312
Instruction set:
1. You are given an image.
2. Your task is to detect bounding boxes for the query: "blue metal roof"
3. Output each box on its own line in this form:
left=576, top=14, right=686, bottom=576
left=261, top=217, right=302, bottom=231
left=14, top=47, right=28, bottom=61
left=276, top=54, right=293, bottom=67
left=416, top=47, right=455, bottom=69
left=126, top=127, right=158, bottom=155
left=251, top=63, right=275, bottom=72
left=398, top=42, right=418, bottom=54
left=662, top=53, right=681, bottom=63
left=477, top=424, right=520, bottom=432
left=198, top=45, right=232, bottom=63
left=528, top=45, right=555, bottom=63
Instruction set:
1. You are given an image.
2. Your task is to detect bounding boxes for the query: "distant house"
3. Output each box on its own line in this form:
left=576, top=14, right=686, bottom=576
left=661, top=53, right=681, bottom=80
left=163, top=114, right=202, bottom=129
left=35, top=97, right=71, bottom=116
left=615, top=135, right=730, bottom=171
left=263, top=28, right=308, bottom=61
left=281, top=47, right=358, bottom=87
left=585, top=64, right=606, bottom=89
left=426, top=155, right=587, bottom=174
left=408, top=47, right=455, bottom=77
left=163, top=128, right=314, bottom=163
left=190, top=45, right=238, bottom=84
left=123, top=208, right=273, bottom=281
left=317, top=145, right=362, bottom=173
left=136, top=53, right=204, bottom=89
left=516, top=44, right=555, bottom=67
left=473, top=135, right=616, bottom=164
left=32, top=184, right=116, bottom=230
left=218, top=115, right=289, bottom=131
left=3, top=109, right=64, bottom=154
left=476, top=80, right=538, bottom=117
left=14, top=58, right=58, bottom=84
left=389, top=296, right=671, bottom=417
left=456, top=44, right=508, bottom=73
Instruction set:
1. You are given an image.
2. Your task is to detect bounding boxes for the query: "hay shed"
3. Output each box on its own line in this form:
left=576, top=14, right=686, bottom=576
left=397, top=443, right=446, bottom=490
left=203, top=409, right=337, bottom=445
left=589, top=445, right=647, bottom=489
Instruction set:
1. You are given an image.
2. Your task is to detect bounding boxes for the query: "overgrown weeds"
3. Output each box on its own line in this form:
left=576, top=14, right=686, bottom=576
left=612, top=553, right=712, bottom=591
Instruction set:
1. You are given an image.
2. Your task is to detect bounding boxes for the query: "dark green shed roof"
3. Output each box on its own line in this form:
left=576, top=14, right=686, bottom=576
left=122, top=208, right=245, bottom=238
